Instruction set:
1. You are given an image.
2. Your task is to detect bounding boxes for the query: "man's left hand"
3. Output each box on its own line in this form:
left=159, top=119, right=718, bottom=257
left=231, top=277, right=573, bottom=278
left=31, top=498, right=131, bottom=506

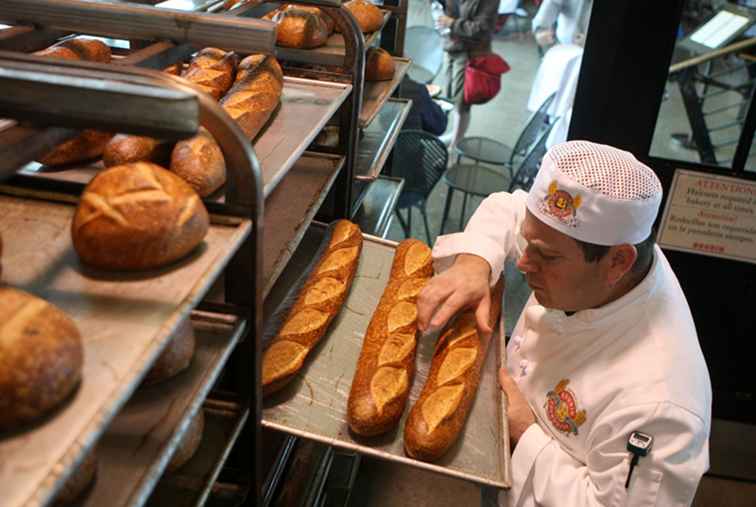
left=436, top=15, right=454, bottom=29
left=499, top=368, right=536, bottom=447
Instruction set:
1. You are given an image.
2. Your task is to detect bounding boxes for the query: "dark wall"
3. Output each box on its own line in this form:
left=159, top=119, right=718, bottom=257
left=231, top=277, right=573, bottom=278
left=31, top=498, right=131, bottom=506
left=570, top=0, right=756, bottom=423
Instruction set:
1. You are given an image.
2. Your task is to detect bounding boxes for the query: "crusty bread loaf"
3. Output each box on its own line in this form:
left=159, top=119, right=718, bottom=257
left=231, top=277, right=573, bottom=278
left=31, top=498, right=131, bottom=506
left=36, top=38, right=114, bottom=167
left=272, top=8, right=330, bottom=48
left=170, top=127, right=226, bottom=197
left=343, top=0, right=384, bottom=33
left=103, top=48, right=236, bottom=171
left=403, top=283, right=503, bottom=461
left=167, top=409, right=204, bottom=472
left=102, top=134, right=172, bottom=168
left=53, top=449, right=97, bottom=506
left=365, top=47, right=395, bottom=81
left=265, top=4, right=335, bottom=34
left=262, top=220, right=363, bottom=396
left=142, top=317, right=195, bottom=386
left=346, top=239, right=433, bottom=436
left=71, top=162, right=209, bottom=271
left=221, top=53, right=284, bottom=140
left=0, top=288, right=83, bottom=431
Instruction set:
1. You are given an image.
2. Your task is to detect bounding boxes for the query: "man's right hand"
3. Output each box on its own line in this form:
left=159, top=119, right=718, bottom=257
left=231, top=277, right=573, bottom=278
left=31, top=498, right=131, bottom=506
left=416, top=254, right=493, bottom=337
left=534, top=28, right=555, bottom=47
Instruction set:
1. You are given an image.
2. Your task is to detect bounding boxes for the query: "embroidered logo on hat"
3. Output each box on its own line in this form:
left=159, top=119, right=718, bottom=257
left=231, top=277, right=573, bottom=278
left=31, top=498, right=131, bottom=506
left=539, top=181, right=583, bottom=227
left=544, top=378, right=586, bottom=436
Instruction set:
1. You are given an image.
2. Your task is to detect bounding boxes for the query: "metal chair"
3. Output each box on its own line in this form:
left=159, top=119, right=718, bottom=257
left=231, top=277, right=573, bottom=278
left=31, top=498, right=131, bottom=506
left=405, top=26, right=444, bottom=84
left=440, top=122, right=554, bottom=233
left=390, top=129, right=449, bottom=242
left=455, top=92, right=556, bottom=178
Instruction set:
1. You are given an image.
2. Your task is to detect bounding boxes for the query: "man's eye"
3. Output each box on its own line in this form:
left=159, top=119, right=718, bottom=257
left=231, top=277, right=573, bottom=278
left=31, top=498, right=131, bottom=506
left=541, top=253, right=558, bottom=261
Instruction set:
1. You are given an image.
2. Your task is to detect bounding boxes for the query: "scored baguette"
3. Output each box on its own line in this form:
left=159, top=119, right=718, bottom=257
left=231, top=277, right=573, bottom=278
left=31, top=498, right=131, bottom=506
left=403, top=282, right=503, bottom=461
left=221, top=53, right=283, bottom=140
left=262, top=220, right=363, bottom=396
left=346, top=239, right=433, bottom=436
left=35, top=38, right=114, bottom=166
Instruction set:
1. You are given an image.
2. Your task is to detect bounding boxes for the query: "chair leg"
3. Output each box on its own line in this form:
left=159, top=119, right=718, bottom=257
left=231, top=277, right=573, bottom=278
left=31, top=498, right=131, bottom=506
left=460, top=192, right=469, bottom=230
left=407, top=206, right=413, bottom=237
left=395, top=209, right=409, bottom=238
left=441, top=187, right=454, bottom=234
left=421, top=206, right=432, bottom=244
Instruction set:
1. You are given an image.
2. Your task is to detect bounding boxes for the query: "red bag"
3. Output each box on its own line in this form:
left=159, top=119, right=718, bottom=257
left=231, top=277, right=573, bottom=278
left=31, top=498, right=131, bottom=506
left=463, top=53, right=511, bottom=105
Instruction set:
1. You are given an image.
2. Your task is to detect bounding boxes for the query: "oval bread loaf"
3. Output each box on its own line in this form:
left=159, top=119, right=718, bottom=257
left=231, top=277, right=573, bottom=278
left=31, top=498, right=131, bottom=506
left=0, top=288, right=83, bottom=431
left=71, top=162, right=210, bottom=271
left=103, top=134, right=172, bottom=168
left=270, top=8, right=330, bottom=48
left=403, top=283, right=503, bottom=461
left=265, top=4, right=335, bottom=34
left=167, top=408, right=204, bottom=472
left=170, top=127, right=226, bottom=197
left=221, top=53, right=284, bottom=140
left=365, top=47, right=395, bottom=81
left=346, top=239, right=433, bottom=436
left=262, top=220, right=363, bottom=396
left=35, top=38, right=114, bottom=167
left=343, top=0, right=384, bottom=33
left=142, top=317, right=196, bottom=386
left=53, top=448, right=97, bottom=506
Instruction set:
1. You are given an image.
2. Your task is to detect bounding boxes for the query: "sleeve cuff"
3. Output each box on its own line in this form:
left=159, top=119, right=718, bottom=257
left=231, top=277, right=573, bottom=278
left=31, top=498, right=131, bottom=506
left=432, top=231, right=506, bottom=285
left=511, top=423, right=552, bottom=493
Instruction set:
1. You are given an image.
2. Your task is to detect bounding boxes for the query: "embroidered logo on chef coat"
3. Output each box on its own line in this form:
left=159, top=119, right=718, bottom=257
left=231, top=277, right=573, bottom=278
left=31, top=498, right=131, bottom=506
left=539, top=181, right=582, bottom=228
left=544, top=379, right=586, bottom=436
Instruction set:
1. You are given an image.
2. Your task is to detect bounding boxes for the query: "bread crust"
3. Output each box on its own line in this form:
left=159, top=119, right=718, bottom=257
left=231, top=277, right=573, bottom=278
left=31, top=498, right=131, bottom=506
left=169, top=127, right=226, bottom=197
left=167, top=409, right=204, bottom=472
left=403, top=283, right=503, bottom=461
left=103, top=134, right=172, bottom=168
left=262, top=220, right=363, bottom=396
left=142, top=317, right=195, bottom=386
left=71, top=162, right=210, bottom=271
left=0, top=288, right=83, bottom=431
left=343, top=0, right=384, bottom=33
left=221, top=53, right=284, bottom=140
left=346, top=239, right=433, bottom=436
left=365, top=47, right=395, bottom=81
left=270, top=7, right=330, bottom=48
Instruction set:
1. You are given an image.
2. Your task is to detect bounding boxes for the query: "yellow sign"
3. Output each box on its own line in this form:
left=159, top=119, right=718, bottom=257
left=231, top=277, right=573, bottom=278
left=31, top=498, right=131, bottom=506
left=658, top=169, right=756, bottom=264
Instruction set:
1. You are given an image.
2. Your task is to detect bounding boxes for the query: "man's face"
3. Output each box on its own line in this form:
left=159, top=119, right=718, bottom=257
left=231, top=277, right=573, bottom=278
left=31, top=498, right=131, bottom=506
left=516, top=210, right=610, bottom=312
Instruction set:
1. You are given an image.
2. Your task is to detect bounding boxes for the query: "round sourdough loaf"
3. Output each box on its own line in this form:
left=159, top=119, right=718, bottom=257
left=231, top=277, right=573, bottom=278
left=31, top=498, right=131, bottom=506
left=365, top=47, right=395, bottom=81
left=167, top=409, right=205, bottom=472
left=71, top=162, right=210, bottom=271
left=142, top=317, right=196, bottom=386
left=343, top=0, right=383, bottom=33
left=53, top=449, right=97, bottom=506
left=0, top=288, right=83, bottom=431
left=273, top=8, right=330, bottom=48
left=170, top=127, right=226, bottom=197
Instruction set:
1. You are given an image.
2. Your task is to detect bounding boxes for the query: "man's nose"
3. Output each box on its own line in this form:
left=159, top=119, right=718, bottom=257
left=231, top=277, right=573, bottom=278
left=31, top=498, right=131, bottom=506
left=517, top=251, right=537, bottom=273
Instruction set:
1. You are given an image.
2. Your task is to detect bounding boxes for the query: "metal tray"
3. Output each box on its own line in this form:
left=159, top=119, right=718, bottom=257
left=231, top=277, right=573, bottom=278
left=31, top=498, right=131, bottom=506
left=360, top=57, right=411, bottom=127
left=78, top=311, right=245, bottom=507
left=261, top=226, right=512, bottom=489
left=15, top=76, right=351, bottom=199
left=0, top=192, right=252, bottom=507
left=355, top=98, right=412, bottom=181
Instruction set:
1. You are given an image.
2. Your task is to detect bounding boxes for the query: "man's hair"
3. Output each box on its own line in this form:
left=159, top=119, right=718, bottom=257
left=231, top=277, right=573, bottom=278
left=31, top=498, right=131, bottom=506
left=574, top=231, right=656, bottom=274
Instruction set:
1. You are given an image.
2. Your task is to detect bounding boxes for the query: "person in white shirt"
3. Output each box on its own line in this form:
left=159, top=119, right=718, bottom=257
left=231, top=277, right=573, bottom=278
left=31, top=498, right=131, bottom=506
left=532, top=0, right=593, bottom=47
left=417, top=141, right=712, bottom=506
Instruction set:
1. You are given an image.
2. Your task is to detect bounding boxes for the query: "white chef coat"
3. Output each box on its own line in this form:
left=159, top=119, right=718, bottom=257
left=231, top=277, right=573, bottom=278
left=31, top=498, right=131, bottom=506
left=532, top=0, right=593, bottom=46
left=433, top=191, right=712, bottom=507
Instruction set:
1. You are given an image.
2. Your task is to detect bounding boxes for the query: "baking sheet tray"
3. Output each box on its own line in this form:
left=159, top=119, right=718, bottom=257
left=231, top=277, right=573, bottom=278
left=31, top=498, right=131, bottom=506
left=355, top=98, right=411, bottom=180
left=360, top=57, right=411, bottom=127
left=81, top=312, right=246, bottom=507
left=0, top=193, right=251, bottom=507
left=16, top=76, right=351, bottom=199
left=261, top=226, right=511, bottom=489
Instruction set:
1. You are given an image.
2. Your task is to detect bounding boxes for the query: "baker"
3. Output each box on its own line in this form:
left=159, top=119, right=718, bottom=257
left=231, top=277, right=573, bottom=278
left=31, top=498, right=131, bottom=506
left=417, top=140, right=711, bottom=506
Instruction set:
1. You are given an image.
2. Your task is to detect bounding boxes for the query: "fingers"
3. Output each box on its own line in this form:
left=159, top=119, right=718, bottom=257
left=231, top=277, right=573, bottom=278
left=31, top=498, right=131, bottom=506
left=499, top=367, right=515, bottom=392
left=428, top=291, right=469, bottom=331
left=474, top=291, right=492, bottom=338
left=417, top=280, right=453, bottom=332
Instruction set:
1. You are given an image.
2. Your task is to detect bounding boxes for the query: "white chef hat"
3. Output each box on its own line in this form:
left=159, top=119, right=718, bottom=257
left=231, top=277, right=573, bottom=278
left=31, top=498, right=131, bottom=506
left=525, top=140, right=663, bottom=246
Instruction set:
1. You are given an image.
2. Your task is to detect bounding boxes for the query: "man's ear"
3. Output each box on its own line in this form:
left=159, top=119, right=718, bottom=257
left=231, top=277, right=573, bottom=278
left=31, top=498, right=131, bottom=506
left=606, top=244, right=638, bottom=285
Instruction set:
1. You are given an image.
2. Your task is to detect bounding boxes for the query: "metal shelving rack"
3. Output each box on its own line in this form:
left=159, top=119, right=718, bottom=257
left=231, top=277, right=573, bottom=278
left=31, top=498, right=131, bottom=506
left=0, top=0, right=366, bottom=506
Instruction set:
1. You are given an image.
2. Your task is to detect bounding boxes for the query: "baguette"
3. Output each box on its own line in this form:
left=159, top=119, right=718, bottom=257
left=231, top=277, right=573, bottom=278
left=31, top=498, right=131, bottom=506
left=36, top=38, right=114, bottom=166
left=403, top=283, right=503, bottom=461
left=346, top=239, right=433, bottom=436
left=262, top=220, right=363, bottom=396
left=0, top=288, right=84, bottom=431
left=221, top=53, right=284, bottom=140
